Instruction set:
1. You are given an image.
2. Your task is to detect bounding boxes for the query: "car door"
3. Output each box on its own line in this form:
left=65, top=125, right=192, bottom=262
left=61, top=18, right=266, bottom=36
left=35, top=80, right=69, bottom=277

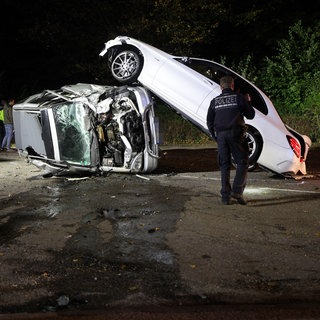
left=149, top=57, right=220, bottom=131
left=184, top=58, right=269, bottom=117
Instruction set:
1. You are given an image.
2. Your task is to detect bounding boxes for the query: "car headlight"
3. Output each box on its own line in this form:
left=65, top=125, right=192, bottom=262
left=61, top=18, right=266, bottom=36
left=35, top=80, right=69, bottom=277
left=131, top=153, right=143, bottom=171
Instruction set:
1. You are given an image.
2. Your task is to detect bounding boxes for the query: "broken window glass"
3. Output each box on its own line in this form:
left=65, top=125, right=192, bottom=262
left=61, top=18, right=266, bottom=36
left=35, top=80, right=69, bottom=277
left=53, top=102, right=92, bottom=165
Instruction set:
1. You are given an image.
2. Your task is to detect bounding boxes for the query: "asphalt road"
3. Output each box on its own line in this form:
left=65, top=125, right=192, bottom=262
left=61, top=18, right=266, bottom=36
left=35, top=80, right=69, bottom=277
left=0, top=147, right=320, bottom=319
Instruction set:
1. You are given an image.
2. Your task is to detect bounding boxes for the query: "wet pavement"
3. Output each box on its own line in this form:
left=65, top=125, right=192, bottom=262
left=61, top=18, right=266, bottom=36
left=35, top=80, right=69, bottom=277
left=1, top=148, right=320, bottom=318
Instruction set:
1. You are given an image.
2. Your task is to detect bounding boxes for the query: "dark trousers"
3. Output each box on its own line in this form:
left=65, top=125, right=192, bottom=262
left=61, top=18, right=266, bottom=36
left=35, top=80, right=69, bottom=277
left=216, top=129, right=249, bottom=200
left=0, top=121, right=5, bottom=146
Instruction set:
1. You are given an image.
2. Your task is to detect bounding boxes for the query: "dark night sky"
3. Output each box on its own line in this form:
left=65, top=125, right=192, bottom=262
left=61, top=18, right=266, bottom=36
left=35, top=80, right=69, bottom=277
left=1, top=0, right=319, bottom=100
left=0, top=0, right=111, bottom=99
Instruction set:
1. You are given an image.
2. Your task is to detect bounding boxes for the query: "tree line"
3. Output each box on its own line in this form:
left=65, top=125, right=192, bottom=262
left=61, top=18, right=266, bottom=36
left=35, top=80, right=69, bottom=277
left=1, top=0, right=319, bottom=139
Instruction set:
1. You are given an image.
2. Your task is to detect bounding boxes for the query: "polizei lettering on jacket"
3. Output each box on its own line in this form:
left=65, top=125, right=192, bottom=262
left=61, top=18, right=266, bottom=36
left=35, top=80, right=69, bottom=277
left=214, top=94, right=238, bottom=110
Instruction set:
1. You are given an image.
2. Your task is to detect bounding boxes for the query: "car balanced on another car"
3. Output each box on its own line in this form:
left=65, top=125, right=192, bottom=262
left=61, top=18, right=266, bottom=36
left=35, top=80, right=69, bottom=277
left=99, top=36, right=311, bottom=176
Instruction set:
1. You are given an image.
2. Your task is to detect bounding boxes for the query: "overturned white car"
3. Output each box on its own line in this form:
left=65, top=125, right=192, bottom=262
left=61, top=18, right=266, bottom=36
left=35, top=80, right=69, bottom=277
left=13, top=83, right=159, bottom=176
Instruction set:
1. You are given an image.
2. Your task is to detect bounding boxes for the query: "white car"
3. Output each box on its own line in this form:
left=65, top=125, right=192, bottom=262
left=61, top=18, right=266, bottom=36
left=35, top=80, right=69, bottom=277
left=13, top=83, right=159, bottom=176
left=100, top=36, right=311, bottom=176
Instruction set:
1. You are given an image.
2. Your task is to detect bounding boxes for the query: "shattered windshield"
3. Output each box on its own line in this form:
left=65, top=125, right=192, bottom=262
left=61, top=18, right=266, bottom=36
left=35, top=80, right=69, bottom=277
left=53, top=102, right=92, bottom=165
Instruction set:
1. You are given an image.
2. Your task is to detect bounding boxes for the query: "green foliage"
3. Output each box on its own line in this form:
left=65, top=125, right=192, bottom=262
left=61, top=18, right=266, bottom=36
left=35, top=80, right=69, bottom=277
left=155, top=102, right=212, bottom=145
left=255, top=21, right=320, bottom=141
left=261, top=21, right=320, bottom=115
left=221, top=55, right=259, bottom=84
left=300, top=72, right=320, bottom=141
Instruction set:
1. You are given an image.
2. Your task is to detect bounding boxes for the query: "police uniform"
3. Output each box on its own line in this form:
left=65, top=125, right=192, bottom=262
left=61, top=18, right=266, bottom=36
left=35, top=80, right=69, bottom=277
left=207, top=86, right=255, bottom=204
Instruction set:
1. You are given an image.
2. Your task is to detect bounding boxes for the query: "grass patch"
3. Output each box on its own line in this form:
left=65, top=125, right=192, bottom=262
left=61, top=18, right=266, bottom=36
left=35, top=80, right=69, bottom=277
left=155, top=103, right=318, bottom=146
left=282, top=114, right=319, bottom=143
left=155, top=103, right=212, bottom=145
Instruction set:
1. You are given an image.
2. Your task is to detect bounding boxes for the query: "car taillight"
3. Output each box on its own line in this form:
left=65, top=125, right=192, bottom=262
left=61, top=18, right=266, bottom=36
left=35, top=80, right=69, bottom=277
left=287, top=136, right=300, bottom=159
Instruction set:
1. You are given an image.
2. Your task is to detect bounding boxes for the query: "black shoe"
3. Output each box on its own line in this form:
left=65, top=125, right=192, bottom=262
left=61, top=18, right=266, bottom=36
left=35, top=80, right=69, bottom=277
left=231, top=193, right=247, bottom=205
left=222, top=198, right=231, bottom=205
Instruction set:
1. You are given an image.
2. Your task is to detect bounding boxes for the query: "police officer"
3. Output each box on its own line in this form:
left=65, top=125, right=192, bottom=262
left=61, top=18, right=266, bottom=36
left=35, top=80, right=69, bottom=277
left=207, top=76, right=255, bottom=205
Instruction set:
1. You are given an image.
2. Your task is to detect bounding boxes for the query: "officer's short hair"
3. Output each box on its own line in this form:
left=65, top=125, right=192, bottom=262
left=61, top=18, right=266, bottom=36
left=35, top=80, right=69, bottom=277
left=220, top=76, right=234, bottom=89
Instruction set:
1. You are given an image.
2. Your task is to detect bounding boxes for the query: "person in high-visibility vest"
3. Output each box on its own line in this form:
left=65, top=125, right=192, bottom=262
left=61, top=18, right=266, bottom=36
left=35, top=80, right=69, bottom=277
left=0, top=98, right=15, bottom=152
left=0, top=101, right=5, bottom=147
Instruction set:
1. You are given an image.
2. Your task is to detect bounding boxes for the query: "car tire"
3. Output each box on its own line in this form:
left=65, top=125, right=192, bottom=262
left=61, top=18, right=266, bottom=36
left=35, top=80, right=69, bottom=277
left=246, top=128, right=262, bottom=171
left=232, top=127, right=262, bottom=172
left=111, top=49, right=143, bottom=84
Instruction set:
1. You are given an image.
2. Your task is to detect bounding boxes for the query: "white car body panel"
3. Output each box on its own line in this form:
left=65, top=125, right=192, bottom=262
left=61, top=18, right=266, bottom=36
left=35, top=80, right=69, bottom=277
left=100, top=36, right=311, bottom=175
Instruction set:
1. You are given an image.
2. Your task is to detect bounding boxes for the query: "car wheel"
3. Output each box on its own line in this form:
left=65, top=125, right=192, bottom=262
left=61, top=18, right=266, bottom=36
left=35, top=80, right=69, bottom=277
left=232, top=128, right=262, bottom=171
left=111, top=50, right=142, bottom=84
left=246, top=129, right=262, bottom=171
